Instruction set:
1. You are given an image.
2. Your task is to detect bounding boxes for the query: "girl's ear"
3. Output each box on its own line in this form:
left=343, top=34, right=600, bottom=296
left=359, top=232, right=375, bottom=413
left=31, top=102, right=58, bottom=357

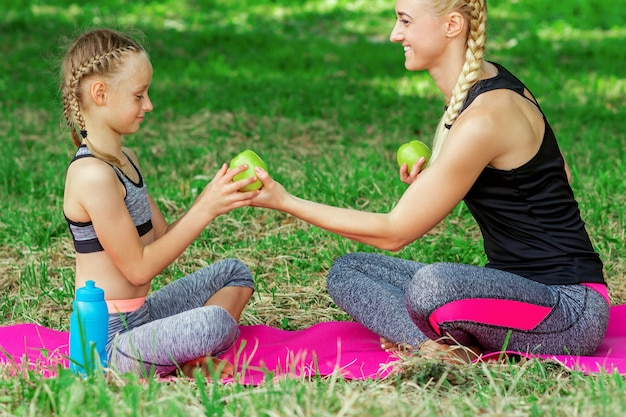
left=89, top=80, right=107, bottom=106
left=445, top=12, right=466, bottom=38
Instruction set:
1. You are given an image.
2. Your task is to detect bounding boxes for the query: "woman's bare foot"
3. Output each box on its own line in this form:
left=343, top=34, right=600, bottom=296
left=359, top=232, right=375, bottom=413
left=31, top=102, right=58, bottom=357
left=418, top=339, right=483, bottom=364
left=180, top=356, right=234, bottom=379
left=380, top=336, right=414, bottom=352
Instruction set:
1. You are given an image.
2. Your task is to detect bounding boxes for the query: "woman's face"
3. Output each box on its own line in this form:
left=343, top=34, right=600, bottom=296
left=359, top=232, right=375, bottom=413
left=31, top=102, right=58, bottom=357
left=389, top=0, right=450, bottom=71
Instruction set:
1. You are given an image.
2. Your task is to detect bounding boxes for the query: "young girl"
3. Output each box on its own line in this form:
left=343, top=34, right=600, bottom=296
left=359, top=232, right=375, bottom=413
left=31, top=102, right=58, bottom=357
left=61, top=28, right=258, bottom=377
left=250, top=0, right=609, bottom=361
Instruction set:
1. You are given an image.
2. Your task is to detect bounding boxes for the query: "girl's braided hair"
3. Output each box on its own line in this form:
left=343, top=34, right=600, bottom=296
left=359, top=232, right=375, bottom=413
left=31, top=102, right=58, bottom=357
left=60, top=28, right=145, bottom=166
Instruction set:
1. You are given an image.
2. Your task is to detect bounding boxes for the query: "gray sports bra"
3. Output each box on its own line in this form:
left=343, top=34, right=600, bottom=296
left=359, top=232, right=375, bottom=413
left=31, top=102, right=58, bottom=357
left=65, top=145, right=153, bottom=253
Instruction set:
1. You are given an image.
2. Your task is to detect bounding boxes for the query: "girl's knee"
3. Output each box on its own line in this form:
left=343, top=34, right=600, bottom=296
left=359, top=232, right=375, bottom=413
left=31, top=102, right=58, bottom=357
left=199, top=306, right=240, bottom=347
left=204, top=305, right=237, bottom=327
left=221, top=258, right=249, bottom=275
left=217, top=258, right=255, bottom=288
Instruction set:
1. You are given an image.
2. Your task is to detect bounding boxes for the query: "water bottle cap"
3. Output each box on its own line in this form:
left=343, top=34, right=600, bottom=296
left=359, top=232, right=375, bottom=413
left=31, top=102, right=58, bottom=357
left=75, top=280, right=105, bottom=302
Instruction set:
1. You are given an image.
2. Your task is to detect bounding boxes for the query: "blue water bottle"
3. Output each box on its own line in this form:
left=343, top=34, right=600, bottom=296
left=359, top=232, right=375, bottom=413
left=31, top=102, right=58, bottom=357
left=69, top=280, right=109, bottom=375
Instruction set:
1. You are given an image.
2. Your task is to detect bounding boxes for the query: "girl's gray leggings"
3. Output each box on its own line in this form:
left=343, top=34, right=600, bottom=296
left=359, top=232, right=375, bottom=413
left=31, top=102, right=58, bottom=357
left=105, top=259, right=254, bottom=376
left=327, top=252, right=609, bottom=355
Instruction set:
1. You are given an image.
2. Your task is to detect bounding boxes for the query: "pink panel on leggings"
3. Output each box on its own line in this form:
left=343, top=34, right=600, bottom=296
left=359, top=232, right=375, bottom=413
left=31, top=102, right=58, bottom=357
left=428, top=298, right=552, bottom=335
left=581, top=283, right=610, bottom=304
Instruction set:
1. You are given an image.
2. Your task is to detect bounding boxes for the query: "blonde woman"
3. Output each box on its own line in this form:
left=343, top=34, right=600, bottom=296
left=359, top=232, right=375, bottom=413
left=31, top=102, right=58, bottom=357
left=251, top=0, right=609, bottom=360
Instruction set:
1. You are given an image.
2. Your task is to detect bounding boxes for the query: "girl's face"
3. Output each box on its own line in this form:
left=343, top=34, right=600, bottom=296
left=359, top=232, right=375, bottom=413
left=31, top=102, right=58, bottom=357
left=389, top=0, right=449, bottom=71
left=104, top=52, right=153, bottom=136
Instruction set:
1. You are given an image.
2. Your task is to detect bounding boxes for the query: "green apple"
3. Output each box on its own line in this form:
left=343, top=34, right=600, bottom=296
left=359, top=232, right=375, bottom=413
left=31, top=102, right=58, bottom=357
left=396, top=140, right=431, bottom=169
left=229, top=149, right=268, bottom=191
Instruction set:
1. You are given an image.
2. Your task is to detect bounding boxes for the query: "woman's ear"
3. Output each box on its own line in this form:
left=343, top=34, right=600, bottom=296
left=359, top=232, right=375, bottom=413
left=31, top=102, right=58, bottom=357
left=89, top=80, right=107, bottom=106
left=445, top=12, right=466, bottom=38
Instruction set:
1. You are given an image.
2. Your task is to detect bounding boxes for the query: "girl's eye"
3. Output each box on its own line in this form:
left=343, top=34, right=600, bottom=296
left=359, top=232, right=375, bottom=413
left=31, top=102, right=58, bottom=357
left=136, top=95, right=144, bottom=100
left=399, top=18, right=410, bottom=25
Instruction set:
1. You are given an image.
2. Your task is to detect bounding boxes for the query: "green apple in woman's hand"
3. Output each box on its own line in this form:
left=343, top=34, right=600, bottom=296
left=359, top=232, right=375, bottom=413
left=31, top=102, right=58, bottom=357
left=229, top=149, right=268, bottom=191
left=396, top=140, right=431, bottom=169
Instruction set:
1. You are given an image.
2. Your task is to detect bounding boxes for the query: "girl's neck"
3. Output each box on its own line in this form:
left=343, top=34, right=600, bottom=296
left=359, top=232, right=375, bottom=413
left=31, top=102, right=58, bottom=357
left=82, top=132, right=124, bottom=160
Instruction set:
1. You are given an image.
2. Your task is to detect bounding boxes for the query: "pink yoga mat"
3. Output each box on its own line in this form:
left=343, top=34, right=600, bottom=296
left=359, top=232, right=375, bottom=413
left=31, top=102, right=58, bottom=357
left=0, top=321, right=395, bottom=383
left=1, top=305, right=625, bottom=383
left=220, top=322, right=395, bottom=384
left=493, top=303, right=626, bottom=375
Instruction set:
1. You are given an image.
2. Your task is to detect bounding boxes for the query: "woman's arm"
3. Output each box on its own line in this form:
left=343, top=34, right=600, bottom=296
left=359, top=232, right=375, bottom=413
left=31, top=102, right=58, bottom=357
left=252, top=114, right=499, bottom=251
left=561, top=153, right=572, bottom=184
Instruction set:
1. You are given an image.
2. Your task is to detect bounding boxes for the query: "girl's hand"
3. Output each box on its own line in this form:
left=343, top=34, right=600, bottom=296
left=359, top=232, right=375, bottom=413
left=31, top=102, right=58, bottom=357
left=399, top=157, right=427, bottom=185
left=196, top=163, right=258, bottom=218
left=250, top=166, right=288, bottom=210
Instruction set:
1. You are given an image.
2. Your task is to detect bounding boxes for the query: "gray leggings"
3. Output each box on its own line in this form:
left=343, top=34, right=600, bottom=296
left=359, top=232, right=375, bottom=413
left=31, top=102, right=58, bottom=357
left=105, top=259, right=254, bottom=376
left=327, top=252, right=609, bottom=356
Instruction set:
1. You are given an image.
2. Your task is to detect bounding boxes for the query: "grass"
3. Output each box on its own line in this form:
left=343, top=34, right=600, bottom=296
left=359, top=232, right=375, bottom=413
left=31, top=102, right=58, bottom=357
left=1, top=0, right=625, bottom=415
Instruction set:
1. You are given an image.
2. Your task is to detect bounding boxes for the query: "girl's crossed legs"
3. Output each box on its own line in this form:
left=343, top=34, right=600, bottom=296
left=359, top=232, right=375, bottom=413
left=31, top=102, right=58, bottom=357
left=106, top=259, right=254, bottom=377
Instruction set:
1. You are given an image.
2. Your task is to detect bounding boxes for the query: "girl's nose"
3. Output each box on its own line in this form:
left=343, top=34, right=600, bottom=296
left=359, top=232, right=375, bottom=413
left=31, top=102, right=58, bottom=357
left=144, top=94, right=154, bottom=112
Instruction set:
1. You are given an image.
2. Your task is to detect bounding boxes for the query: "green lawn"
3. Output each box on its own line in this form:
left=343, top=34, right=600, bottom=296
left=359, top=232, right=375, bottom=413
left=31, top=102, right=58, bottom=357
left=1, top=0, right=625, bottom=415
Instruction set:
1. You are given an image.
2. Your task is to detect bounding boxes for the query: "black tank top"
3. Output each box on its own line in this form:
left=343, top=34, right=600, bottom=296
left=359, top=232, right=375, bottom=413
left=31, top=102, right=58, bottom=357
left=462, top=62, right=605, bottom=285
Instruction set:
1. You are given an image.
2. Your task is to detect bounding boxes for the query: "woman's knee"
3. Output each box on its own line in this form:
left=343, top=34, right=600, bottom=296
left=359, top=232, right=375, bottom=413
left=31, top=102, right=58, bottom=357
left=330, top=252, right=368, bottom=270
left=327, top=253, right=364, bottom=287
left=405, top=263, right=457, bottom=312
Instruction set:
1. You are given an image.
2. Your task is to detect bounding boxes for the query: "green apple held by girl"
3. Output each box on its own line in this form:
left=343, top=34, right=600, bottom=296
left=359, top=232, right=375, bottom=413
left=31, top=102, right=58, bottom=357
left=229, top=149, right=268, bottom=192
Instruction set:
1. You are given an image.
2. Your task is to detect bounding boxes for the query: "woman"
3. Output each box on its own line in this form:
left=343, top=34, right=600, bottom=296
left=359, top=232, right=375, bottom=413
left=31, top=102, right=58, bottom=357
left=250, top=0, right=609, bottom=361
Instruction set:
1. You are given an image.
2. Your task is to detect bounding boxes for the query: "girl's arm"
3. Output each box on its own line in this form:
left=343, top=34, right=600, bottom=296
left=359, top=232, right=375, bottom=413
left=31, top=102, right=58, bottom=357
left=147, top=195, right=168, bottom=238
left=71, top=161, right=257, bottom=286
left=122, top=148, right=169, bottom=239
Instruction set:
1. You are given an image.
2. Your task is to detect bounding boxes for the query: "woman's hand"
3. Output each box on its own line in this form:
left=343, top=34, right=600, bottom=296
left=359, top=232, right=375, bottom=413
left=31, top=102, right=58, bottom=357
left=250, top=166, right=288, bottom=210
left=399, top=157, right=427, bottom=185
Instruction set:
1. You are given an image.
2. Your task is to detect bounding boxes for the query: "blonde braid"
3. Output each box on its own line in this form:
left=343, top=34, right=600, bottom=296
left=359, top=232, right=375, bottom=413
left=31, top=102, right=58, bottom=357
left=59, top=29, right=144, bottom=166
left=61, top=84, right=82, bottom=147
left=65, top=47, right=138, bottom=144
left=429, top=0, right=487, bottom=164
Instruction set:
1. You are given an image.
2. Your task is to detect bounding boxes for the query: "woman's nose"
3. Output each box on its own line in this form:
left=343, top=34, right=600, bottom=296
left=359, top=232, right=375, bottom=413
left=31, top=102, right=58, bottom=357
left=390, top=22, right=403, bottom=43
